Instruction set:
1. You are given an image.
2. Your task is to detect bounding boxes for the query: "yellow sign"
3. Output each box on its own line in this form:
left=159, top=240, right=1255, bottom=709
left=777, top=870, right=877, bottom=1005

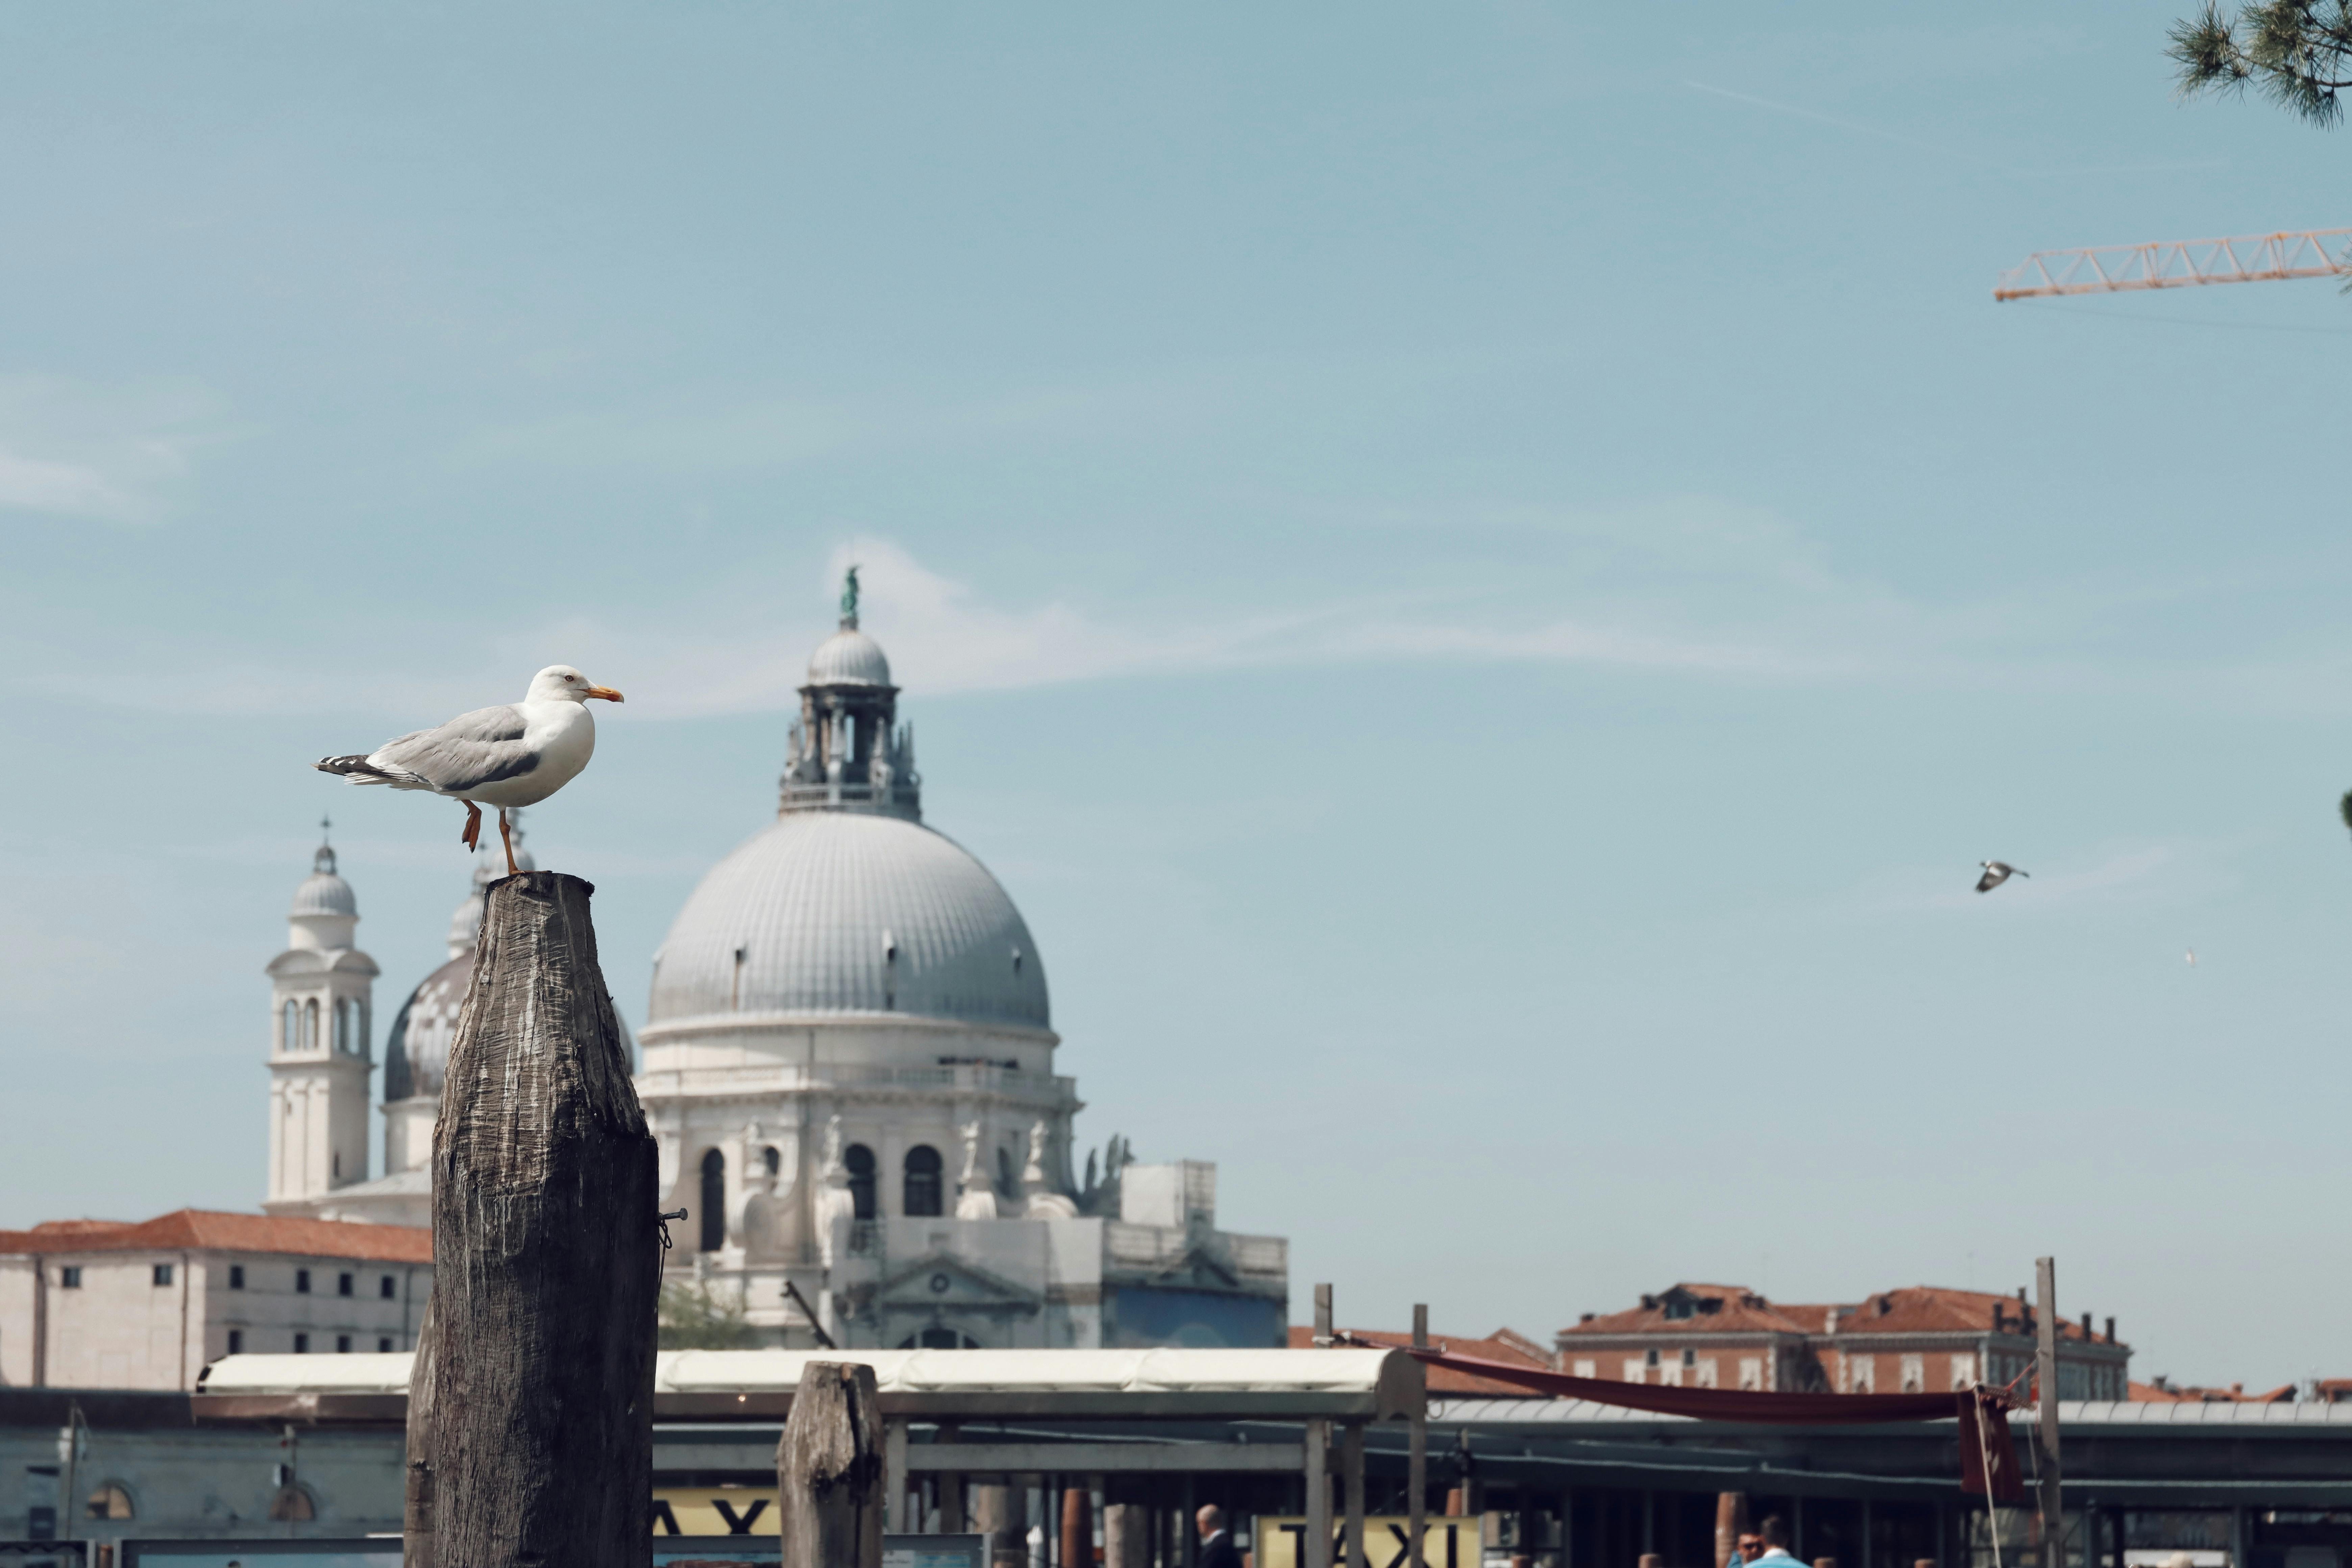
left=1253, top=1517, right=1479, bottom=1568
left=654, top=1487, right=781, bottom=1536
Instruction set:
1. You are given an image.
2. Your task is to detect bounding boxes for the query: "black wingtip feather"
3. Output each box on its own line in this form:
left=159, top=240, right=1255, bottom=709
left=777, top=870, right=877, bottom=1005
left=315, top=754, right=374, bottom=775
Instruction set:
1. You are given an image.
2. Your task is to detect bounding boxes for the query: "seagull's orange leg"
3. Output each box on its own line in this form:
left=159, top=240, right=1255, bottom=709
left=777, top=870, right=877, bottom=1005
left=461, top=801, right=483, bottom=851
left=499, top=808, right=518, bottom=877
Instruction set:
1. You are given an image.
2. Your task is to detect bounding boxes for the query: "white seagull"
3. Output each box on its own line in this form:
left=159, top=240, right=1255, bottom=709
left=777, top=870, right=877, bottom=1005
left=1975, top=860, right=2028, bottom=893
left=314, top=665, right=623, bottom=874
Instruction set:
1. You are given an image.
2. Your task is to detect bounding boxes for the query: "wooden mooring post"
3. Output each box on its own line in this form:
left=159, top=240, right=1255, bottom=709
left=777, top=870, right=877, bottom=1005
left=779, top=1361, right=885, bottom=1568
left=402, top=872, right=661, bottom=1568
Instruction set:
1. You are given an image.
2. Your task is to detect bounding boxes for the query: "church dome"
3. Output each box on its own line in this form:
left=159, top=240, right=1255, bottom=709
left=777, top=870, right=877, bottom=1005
left=807, top=627, right=891, bottom=687
left=647, top=811, right=1049, bottom=1031
left=383, top=817, right=555, bottom=1104
left=291, top=845, right=357, bottom=917
left=383, top=952, right=467, bottom=1102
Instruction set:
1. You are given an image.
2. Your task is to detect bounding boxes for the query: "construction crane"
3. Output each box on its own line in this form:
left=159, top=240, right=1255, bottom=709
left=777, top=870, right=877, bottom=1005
left=1993, top=227, right=2352, bottom=301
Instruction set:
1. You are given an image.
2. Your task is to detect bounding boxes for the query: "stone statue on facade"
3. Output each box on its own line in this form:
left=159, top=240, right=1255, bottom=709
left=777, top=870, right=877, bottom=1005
left=737, top=1119, right=800, bottom=1264
left=953, top=1120, right=999, bottom=1220
left=812, top=1114, right=859, bottom=1267
left=1020, top=1120, right=1077, bottom=1220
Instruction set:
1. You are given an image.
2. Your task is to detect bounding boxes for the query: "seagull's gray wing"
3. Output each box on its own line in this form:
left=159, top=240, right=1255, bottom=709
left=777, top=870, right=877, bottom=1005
left=368, top=704, right=540, bottom=794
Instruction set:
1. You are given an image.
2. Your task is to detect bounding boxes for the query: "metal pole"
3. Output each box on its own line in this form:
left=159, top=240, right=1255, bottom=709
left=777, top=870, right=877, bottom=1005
left=1306, top=1419, right=1333, bottom=1568
left=2034, top=1258, right=2062, bottom=1568
left=1342, top=1421, right=1367, bottom=1568
left=1316, top=1283, right=1334, bottom=1344
left=1411, top=1305, right=1429, bottom=1568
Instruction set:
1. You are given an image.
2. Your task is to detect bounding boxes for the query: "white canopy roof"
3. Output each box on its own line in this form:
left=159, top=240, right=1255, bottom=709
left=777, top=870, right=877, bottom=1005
left=196, top=1347, right=1421, bottom=1421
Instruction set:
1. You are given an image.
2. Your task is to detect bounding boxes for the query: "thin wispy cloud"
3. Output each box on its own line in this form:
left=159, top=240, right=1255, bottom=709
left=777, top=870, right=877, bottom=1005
left=0, top=375, right=232, bottom=525
left=19, top=501, right=2352, bottom=723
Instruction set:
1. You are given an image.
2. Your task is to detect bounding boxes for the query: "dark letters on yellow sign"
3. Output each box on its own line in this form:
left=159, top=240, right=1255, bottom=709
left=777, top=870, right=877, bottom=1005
left=1252, top=1517, right=1473, bottom=1568
left=653, top=1488, right=783, bottom=1535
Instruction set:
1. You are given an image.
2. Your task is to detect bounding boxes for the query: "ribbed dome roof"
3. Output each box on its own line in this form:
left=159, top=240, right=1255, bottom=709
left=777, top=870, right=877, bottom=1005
left=807, top=626, right=892, bottom=687
left=383, top=952, right=468, bottom=1102
left=648, top=812, right=1048, bottom=1030
left=291, top=846, right=357, bottom=917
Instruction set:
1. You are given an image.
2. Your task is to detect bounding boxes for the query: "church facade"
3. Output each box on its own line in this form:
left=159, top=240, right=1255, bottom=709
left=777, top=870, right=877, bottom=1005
left=264, top=587, right=1290, bottom=1350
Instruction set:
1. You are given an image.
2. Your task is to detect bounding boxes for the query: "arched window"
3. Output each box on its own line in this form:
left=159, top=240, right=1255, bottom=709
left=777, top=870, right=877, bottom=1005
left=85, top=1483, right=133, bottom=1520
left=269, top=1484, right=315, bottom=1522
left=334, top=999, right=349, bottom=1053
left=844, top=1144, right=877, bottom=1221
left=903, top=1145, right=943, bottom=1218
left=282, top=1001, right=298, bottom=1053
left=699, top=1149, right=726, bottom=1252
left=303, top=998, right=319, bottom=1051
left=762, top=1146, right=781, bottom=1177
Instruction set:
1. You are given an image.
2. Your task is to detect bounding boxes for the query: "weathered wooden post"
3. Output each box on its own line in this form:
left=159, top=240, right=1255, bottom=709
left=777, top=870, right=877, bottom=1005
left=779, top=1361, right=885, bottom=1568
left=403, top=872, right=660, bottom=1568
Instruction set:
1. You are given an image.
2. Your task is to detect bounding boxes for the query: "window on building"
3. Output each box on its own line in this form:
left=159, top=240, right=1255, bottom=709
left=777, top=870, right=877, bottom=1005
left=1949, top=1352, right=1976, bottom=1389
left=338, top=1273, right=354, bottom=1297
left=845, top=1144, right=877, bottom=1221
left=296, top=1269, right=311, bottom=1294
left=59, top=1266, right=81, bottom=1288
left=1738, top=1357, right=1764, bottom=1391
left=294, top=1333, right=310, bottom=1353
left=336, top=1335, right=352, bottom=1353
left=1901, top=1353, right=1925, bottom=1393
left=1571, top=1358, right=1597, bottom=1378
left=283, top=1000, right=299, bottom=1053
left=152, top=1264, right=173, bottom=1287
left=380, top=1276, right=396, bottom=1299
left=699, top=1148, right=726, bottom=1252
left=763, top=1146, right=782, bottom=1177
left=334, top=998, right=348, bottom=1053
left=228, top=1330, right=244, bottom=1354
left=899, top=1328, right=982, bottom=1349
left=229, top=1265, right=245, bottom=1290
left=85, top=1484, right=133, bottom=1521
left=378, top=1337, right=394, bottom=1353
left=303, top=998, right=319, bottom=1050
left=1680, top=1347, right=1696, bottom=1367
left=903, top=1145, right=944, bottom=1217
left=269, top=1484, right=316, bottom=1522
left=1644, top=1347, right=1661, bottom=1368
left=1664, top=1297, right=1695, bottom=1321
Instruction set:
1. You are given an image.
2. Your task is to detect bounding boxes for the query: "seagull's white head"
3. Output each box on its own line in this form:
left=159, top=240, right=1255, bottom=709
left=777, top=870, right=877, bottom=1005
left=528, top=665, right=626, bottom=705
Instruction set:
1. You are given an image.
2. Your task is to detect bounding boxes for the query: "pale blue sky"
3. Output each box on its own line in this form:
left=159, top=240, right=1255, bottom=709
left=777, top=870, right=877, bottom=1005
left=5, top=2, right=2349, bottom=1386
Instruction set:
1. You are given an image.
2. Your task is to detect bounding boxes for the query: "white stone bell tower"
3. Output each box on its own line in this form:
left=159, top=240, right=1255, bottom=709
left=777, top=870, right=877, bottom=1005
left=263, top=820, right=379, bottom=1214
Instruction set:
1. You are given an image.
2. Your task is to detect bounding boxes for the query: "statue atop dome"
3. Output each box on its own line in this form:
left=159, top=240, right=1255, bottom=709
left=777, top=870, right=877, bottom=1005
left=840, top=564, right=860, bottom=628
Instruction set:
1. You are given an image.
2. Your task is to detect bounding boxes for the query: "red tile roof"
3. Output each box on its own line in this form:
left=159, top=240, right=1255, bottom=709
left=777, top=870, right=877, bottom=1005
left=0, top=1209, right=430, bottom=1264
left=1560, top=1283, right=1813, bottom=1338
left=2130, top=1378, right=2293, bottom=1404
left=1562, top=1284, right=2126, bottom=1347
left=1291, top=1326, right=1555, bottom=1396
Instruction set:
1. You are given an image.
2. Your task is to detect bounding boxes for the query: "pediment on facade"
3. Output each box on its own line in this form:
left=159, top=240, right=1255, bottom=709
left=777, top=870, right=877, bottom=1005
left=877, top=1251, right=1042, bottom=1315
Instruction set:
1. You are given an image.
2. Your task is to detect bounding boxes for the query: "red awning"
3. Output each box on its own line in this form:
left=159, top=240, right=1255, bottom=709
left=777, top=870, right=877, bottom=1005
left=1407, top=1346, right=2025, bottom=1500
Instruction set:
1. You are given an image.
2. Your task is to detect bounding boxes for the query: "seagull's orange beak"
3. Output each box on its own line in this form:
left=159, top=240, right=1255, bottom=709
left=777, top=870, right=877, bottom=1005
left=585, top=685, right=625, bottom=703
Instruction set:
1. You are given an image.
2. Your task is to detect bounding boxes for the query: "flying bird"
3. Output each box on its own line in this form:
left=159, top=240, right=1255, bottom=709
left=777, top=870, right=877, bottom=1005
left=315, top=665, right=623, bottom=874
left=1976, top=860, right=2028, bottom=893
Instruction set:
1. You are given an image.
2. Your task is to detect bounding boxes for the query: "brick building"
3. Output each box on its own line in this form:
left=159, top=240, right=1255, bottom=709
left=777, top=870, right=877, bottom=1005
left=0, top=1210, right=433, bottom=1390
left=1556, top=1280, right=2131, bottom=1399
left=1290, top=1324, right=1556, bottom=1396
